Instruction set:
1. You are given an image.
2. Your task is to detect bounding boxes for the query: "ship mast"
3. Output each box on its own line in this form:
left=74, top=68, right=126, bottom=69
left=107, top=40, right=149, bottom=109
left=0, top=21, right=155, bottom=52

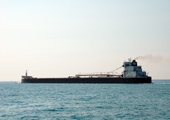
left=26, top=70, right=27, bottom=77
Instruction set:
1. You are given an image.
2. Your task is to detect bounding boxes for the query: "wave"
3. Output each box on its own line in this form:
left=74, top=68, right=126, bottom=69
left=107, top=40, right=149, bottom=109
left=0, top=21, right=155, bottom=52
left=153, top=83, right=170, bottom=84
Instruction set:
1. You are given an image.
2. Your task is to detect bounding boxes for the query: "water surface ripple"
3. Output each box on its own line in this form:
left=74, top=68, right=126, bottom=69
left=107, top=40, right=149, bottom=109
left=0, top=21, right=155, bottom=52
left=0, top=80, right=170, bottom=120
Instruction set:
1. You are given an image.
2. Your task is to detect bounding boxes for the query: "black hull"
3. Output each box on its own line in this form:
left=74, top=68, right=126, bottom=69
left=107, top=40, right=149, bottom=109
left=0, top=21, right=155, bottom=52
left=22, top=77, right=152, bottom=83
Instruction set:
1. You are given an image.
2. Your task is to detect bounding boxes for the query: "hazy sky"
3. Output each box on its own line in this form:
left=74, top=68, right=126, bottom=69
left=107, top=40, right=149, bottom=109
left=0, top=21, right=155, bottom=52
left=0, top=0, right=170, bottom=81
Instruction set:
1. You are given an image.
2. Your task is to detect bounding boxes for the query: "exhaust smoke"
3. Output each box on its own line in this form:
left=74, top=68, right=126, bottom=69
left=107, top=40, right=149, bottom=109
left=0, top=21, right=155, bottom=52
left=134, top=55, right=170, bottom=63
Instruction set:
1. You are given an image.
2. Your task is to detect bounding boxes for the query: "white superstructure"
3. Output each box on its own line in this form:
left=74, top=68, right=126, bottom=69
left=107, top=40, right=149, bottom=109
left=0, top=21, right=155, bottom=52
left=22, top=70, right=33, bottom=79
left=123, top=59, right=148, bottom=78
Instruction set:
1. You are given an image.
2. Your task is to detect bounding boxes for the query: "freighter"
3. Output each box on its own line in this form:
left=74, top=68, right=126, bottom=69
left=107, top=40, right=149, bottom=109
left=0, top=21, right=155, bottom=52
left=21, top=59, right=152, bottom=83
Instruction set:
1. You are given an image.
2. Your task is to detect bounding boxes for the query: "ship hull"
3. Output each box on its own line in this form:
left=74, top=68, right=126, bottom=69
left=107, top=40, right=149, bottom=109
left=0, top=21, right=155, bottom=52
left=22, top=77, right=152, bottom=83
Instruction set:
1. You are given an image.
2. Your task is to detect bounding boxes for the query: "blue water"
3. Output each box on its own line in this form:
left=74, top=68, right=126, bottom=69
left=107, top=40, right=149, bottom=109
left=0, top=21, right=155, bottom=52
left=0, top=80, right=170, bottom=120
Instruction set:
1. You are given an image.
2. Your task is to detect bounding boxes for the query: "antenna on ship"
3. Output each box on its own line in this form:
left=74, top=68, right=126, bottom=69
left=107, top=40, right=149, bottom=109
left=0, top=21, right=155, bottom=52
left=26, top=70, right=27, bottom=77
left=128, top=58, right=132, bottom=62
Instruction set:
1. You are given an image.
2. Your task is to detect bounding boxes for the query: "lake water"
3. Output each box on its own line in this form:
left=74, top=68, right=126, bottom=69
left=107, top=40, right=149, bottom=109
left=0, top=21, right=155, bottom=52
left=0, top=80, right=170, bottom=120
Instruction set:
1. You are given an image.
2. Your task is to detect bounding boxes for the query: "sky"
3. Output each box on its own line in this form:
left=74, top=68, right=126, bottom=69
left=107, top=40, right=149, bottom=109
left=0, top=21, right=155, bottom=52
left=0, top=0, right=170, bottom=81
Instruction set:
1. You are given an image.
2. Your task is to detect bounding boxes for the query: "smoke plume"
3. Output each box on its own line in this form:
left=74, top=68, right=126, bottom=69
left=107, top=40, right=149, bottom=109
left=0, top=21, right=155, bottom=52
left=135, top=55, right=170, bottom=63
